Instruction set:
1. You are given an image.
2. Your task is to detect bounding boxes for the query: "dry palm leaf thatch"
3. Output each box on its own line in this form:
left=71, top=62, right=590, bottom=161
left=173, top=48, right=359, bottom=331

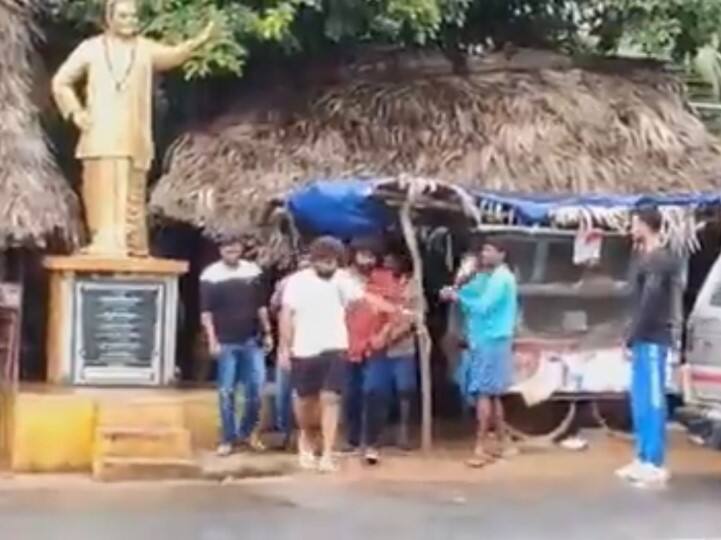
left=0, top=0, right=80, bottom=249
left=152, top=50, right=721, bottom=237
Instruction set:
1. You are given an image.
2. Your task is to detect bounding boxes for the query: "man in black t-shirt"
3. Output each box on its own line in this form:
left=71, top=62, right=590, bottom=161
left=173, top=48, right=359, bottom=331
left=616, top=207, right=682, bottom=488
left=200, top=236, right=272, bottom=457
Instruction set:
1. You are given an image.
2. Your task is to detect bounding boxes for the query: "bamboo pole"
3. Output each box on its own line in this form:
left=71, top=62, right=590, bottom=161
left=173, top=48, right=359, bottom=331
left=399, top=199, right=433, bottom=452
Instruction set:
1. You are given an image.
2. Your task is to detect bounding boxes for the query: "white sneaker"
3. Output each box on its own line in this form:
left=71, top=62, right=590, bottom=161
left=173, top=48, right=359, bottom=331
left=216, top=443, right=233, bottom=457
left=560, top=436, right=589, bottom=452
left=615, top=459, right=644, bottom=480
left=499, top=446, right=520, bottom=459
left=318, top=455, right=340, bottom=474
left=631, top=464, right=670, bottom=488
left=298, top=451, right=318, bottom=471
left=364, top=447, right=380, bottom=466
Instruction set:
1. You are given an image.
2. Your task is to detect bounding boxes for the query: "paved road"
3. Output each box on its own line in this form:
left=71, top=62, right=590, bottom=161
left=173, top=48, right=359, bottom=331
left=3, top=436, right=721, bottom=540
left=2, top=473, right=721, bottom=540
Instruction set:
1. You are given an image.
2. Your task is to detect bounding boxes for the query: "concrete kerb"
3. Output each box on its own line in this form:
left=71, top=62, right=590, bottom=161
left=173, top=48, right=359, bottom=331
left=199, top=452, right=297, bottom=482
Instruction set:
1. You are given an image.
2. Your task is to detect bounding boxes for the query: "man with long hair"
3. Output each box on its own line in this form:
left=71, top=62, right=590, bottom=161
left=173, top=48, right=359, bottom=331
left=278, top=237, right=399, bottom=472
left=343, top=236, right=386, bottom=453
left=363, top=250, right=419, bottom=464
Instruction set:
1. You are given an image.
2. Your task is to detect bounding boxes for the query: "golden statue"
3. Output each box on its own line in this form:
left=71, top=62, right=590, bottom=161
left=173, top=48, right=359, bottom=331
left=52, top=0, right=213, bottom=257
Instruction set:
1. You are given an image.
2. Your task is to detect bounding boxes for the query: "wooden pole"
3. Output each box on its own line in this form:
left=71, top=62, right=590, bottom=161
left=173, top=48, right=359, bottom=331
left=399, top=200, right=433, bottom=452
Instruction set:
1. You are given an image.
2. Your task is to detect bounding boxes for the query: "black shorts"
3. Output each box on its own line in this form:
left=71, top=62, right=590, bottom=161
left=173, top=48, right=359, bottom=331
left=291, top=351, right=347, bottom=398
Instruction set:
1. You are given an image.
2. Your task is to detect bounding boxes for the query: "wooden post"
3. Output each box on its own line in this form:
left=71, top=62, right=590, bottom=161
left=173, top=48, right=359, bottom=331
left=399, top=201, right=433, bottom=452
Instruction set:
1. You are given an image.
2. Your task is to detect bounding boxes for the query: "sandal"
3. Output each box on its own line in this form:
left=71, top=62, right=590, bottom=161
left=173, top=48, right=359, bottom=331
left=490, top=446, right=519, bottom=460
left=466, top=452, right=495, bottom=469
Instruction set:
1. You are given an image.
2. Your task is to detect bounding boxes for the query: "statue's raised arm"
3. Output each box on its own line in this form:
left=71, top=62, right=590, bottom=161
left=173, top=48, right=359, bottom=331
left=149, top=20, right=215, bottom=71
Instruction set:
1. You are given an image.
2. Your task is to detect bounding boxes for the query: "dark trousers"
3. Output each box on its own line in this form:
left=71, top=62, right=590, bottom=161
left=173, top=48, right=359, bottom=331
left=344, top=362, right=366, bottom=447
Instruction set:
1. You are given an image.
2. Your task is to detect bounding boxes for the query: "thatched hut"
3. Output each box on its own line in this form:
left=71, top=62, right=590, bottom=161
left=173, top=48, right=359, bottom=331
left=151, top=48, right=721, bottom=239
left=0, top=0, right=79, bottom=257
left=151, top=50, right=721, bottom=444
left=0, top=0, right=81, bottom=390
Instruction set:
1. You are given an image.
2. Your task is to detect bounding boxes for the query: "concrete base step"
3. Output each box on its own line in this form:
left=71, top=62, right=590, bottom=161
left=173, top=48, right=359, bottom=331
left=96, top=427, right=193, bottom=460
left=97, top=400, right=186, bottom=430
left=93, top=457, right=201, bottom=482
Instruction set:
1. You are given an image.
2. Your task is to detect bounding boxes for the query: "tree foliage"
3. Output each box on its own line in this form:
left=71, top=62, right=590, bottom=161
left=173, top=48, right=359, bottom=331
left=49, top=0, right=721, bottom=94
left=581, top=0, right=721, bottom=96
left=49, top=0, right=473, bottom=78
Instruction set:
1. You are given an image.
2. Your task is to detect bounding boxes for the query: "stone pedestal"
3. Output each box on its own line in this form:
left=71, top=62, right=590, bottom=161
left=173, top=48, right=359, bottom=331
left=43, top=256, right=188, bottom=386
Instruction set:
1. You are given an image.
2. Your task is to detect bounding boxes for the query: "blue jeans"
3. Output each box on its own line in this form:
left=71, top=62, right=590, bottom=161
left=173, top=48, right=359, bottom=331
left=364, top=354, right=417, bottom=396
left=363, top=354, right=417, bottom=447
left=275, top=363, right=293, bottom=437
left=630, top=341, right=668, bottom=467
left=217, top=340, right=266, bottom=445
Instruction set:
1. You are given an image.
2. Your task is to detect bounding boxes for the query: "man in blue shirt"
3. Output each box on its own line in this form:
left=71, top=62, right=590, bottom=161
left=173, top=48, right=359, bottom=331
left=441, top=238, right=518, bottom=467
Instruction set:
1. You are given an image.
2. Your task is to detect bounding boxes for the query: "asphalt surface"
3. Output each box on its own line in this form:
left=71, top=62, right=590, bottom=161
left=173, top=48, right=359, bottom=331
left=2, top=436, right=721, bottom=540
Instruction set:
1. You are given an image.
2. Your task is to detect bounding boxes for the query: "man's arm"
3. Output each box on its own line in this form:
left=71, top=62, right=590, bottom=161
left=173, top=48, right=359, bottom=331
left=51, top=41, right=91, bottom=129
left=382, top=282, right=420, bottom=344
left=200, top=311, right=219, bottom=357
left=258, top=306, right=274, bottom=352
left=457, top=271, right=508, bottom=316
left=336, top=271, right=402, bottom=315
left=363, top=291, right=402, bottom=314
left=454, top=255, right=478, bottom=287
left=277, top=275, right=300, bottom=369
left=277, top=306, right=294, bottom=370
left=375, top=310, right=414, bottom=350
left=199, top=275, right=219, bottom=356
left=149, top=21, right=215, bottom=71
left=269, top=280, right=284, bottom=314
left=627, top=276, right=662, bottom=345
left=258, top=306, right=272, bottom=335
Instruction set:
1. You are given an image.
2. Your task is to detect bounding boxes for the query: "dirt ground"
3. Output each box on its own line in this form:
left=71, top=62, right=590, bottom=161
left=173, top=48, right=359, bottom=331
left=318, top=427, right=721, bottom=486
left=3, top=426, right=719, bottom=489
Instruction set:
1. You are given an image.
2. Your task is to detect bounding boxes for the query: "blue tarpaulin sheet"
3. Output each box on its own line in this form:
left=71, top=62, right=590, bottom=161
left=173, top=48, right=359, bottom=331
left=474, top=192, right=721, bottom=225
left=285, top=179, right=721, bottom=237
left=286, top=179, right=391, bottom=238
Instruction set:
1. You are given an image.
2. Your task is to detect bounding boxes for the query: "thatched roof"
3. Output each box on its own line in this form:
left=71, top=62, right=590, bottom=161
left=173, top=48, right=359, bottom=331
left=151, top=48, right=721, bottom=236
left=0, top=0, right=80, bottom=249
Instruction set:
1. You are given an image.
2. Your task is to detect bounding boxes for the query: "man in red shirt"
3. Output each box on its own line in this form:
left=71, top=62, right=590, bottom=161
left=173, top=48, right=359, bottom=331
left=362, top=251, right=418, bottom=463
left=343, top=237, right=388, bottom=452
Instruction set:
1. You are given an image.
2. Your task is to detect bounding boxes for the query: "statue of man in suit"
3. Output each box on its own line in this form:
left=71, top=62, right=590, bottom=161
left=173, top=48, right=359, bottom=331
left=52, top=0, right=213, bottom=257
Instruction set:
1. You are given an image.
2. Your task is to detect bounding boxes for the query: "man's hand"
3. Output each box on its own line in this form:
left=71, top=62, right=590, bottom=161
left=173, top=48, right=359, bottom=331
left=277, top=345, right=291, bottom=371
left=262, top=333, right=275, bottom=354
left=439, top=286, right=458, bottom=303
left=194, top=20, right=216, bottom=47
left=71, top=110, right=91, bottom=132
left=370, top=329, right=388, bottom=352
left=208, top=338, right=221, bottom=358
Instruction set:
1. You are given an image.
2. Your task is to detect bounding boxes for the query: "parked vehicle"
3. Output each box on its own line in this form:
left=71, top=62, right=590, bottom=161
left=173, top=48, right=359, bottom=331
left=680, top=253, right=721, bottom=449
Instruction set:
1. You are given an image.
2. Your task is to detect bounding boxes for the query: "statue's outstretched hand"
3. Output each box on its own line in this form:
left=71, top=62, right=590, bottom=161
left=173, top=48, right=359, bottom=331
left=196, top=20, right=216, bottom=46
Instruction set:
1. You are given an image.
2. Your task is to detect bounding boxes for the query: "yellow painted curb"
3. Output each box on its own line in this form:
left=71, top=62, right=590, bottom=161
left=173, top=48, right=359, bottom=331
left=9, top=389, right=224, bottom=473
left=11, top=393, right=96, bottom=472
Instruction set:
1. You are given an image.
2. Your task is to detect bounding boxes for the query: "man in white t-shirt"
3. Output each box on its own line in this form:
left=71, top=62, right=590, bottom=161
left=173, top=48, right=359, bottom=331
left=278, top=236, right=397, bottom=473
